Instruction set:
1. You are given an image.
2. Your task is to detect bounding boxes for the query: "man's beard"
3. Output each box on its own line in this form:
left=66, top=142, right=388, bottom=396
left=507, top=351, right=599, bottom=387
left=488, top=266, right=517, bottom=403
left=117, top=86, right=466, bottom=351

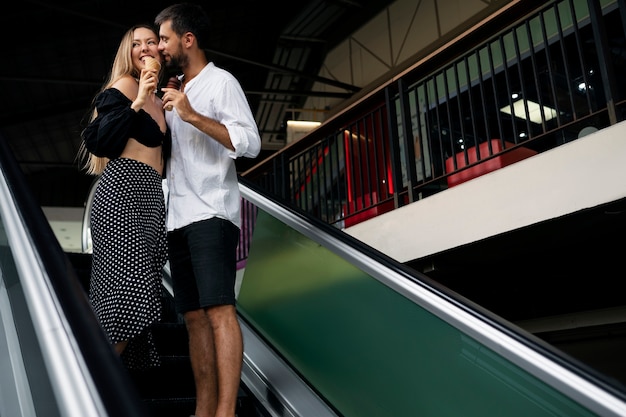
left=165, top=52, right=187, bottom=74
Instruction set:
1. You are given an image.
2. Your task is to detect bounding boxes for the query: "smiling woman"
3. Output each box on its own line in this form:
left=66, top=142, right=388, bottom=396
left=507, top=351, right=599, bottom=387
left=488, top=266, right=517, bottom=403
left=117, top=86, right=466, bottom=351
left=77, top=23, right=170, bottom=369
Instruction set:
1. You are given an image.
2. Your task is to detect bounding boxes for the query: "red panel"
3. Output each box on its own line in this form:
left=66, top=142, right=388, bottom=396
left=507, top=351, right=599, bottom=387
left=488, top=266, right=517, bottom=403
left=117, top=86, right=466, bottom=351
left=445, top=139, right=537, bottom=187
left=343, top=196, right=395, bottom=227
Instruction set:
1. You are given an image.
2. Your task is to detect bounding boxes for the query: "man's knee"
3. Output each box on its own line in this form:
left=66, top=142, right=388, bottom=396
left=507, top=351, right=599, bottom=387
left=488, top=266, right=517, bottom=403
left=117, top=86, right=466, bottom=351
left=206, top=306, right=240, bottom=334
left=206, top=304, right=236, bottom=321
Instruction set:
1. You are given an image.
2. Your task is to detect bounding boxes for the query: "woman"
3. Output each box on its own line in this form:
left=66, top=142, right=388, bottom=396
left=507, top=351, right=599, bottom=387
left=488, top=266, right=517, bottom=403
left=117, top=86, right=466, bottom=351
left=79, top=24, right=169, bottom=369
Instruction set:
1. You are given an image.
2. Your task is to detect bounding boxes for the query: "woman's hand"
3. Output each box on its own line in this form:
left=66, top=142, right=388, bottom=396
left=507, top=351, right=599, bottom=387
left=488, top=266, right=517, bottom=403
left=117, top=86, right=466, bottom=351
left=136, top=67, right=159, bottom=104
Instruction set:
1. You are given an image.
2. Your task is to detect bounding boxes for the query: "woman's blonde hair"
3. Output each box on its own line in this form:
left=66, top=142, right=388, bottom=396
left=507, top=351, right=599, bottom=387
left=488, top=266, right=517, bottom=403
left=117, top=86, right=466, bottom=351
left=78, top=24, right=157, bottom=175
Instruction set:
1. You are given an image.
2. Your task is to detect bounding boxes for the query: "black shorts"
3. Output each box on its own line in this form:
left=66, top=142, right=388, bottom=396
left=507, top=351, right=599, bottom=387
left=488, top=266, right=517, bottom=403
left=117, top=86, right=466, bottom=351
left=167, top=217, right=240, bottom=314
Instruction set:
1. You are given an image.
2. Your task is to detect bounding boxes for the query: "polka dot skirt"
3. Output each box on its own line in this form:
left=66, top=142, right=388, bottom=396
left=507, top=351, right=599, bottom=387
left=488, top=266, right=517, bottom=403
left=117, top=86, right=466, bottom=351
left=89, top=158, right=167, bottom=369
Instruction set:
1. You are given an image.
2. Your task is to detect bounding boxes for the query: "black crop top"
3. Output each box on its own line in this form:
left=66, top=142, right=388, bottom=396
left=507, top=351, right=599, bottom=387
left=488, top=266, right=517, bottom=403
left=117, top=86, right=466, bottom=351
left=81, top=88, right=170, bottom=160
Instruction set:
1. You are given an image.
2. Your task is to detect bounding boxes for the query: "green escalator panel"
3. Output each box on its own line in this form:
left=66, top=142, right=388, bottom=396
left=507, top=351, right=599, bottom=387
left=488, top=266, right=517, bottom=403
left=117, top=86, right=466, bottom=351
left=237, top=209, right=599, bottom=417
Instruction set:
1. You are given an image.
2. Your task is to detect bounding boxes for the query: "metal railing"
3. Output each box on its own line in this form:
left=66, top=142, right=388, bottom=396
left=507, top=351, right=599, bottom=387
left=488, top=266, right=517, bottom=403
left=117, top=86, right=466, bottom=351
left=0, top=134, right=150, bottom=417
left=243, top=0, right=626, bottom=228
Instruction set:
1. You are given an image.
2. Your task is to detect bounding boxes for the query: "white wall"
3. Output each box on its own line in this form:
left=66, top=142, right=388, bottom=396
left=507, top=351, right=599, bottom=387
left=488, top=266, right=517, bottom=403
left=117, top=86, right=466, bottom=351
left=41, top=206, right=84, bottom=253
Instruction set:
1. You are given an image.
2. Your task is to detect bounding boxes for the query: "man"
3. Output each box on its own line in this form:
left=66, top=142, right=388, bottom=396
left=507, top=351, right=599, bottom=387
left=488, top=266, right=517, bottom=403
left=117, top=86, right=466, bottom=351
left=155, top=4, right=261, bottom=417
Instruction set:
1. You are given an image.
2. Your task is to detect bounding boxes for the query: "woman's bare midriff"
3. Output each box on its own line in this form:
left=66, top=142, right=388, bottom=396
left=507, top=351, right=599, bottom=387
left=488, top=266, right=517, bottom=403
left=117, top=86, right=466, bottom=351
left=120, top=138, right=164, bottom=175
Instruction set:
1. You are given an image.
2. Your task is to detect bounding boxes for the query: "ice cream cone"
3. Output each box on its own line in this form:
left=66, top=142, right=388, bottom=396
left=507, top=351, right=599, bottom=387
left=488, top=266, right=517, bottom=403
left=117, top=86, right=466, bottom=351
left=143, top=57, right=160, bottom=95
left=143, top=56, right=161, bottom=72
left=165, top=76, right=181, bottom=111
left=166, top=77, right=181, bottom=89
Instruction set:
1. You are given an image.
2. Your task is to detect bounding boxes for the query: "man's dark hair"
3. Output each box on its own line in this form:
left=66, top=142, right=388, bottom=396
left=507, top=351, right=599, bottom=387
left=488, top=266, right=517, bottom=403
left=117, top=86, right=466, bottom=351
left=155, top=3, right=211, bottom=49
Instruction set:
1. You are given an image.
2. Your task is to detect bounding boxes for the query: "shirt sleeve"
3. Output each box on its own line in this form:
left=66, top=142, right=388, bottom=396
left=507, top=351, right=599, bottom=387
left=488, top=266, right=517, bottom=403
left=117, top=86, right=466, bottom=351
left=217, top=78, right=261, bottom=159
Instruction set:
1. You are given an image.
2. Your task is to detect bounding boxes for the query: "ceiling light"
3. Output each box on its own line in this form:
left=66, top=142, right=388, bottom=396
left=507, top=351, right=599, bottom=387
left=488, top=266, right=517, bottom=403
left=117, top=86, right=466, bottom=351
left=500, top=99, right=557, bottom=124
left=286, top=120, right=321, bottom=143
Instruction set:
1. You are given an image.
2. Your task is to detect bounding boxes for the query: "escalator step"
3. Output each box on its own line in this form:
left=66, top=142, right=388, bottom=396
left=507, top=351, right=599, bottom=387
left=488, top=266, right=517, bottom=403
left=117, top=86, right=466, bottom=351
left=152, top=322, right=189, bottom=356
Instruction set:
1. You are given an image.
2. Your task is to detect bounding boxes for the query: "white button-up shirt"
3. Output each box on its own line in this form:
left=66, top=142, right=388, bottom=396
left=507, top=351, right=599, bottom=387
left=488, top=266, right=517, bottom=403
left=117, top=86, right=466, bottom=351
left=165, top=62, right=261, bottom=231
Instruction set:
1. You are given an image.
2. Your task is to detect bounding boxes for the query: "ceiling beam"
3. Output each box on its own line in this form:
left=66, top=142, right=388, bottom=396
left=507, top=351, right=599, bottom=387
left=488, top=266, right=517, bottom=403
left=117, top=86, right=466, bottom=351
left=207, top=49, right=361, bottom=92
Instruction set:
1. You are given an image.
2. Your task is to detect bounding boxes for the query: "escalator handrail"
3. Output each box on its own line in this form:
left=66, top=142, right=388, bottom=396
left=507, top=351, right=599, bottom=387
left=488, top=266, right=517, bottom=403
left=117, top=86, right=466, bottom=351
left=0, top=134, right=149, bottom=417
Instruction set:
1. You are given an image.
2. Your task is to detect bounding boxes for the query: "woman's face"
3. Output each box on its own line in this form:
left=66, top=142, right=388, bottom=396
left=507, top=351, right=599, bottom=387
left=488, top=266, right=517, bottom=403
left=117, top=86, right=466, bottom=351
left=131, top=27, right=161, bottom=71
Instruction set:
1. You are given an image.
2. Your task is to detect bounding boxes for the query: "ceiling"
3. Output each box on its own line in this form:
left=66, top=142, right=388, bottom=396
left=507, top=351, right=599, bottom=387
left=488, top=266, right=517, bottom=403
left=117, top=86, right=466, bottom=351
left=0, top=0, right=394, bottom=208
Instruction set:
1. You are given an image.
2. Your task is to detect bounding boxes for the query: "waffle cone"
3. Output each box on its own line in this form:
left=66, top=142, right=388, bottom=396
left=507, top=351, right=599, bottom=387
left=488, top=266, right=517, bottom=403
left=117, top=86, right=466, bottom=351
left=143, top=56, right=161, bottom=72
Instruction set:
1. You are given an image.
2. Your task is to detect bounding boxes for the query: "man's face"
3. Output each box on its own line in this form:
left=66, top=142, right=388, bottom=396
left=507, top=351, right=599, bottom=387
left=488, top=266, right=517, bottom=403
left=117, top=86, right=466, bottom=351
left=158, top=20, right=186, bottom=70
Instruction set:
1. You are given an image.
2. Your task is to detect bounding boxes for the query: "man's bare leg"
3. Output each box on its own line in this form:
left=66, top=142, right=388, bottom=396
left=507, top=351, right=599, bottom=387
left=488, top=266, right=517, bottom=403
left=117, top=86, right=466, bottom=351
left=208, top=304, right=243, bottom=417
left=185, top=309, right=218, bottom=417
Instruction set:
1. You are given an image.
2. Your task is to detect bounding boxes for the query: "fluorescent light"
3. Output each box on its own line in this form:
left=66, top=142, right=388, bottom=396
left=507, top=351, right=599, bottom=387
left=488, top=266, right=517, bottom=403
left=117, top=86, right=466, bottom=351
left=286, top=120, right=321, bottom=129
left=286, top=120, right=321, bottom=143
left=500, top=99, right=557, bottom=124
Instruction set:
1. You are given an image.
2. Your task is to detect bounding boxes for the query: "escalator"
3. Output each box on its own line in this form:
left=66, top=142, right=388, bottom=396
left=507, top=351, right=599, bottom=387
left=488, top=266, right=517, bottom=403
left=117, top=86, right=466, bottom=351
left=0, top=134, right=150, bottom=417
left=2, top=131, right=626, bottom=416
left=236, top=179, right=626, bottom=417
left=0, top=133, right=333, bottom=417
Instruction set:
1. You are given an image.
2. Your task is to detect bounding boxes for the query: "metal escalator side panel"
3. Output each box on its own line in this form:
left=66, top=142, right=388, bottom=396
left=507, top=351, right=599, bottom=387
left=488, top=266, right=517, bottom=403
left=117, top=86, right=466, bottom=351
left=237, top=182, right=626, bottom=417
left=0, top=134, right=150, bottom=417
